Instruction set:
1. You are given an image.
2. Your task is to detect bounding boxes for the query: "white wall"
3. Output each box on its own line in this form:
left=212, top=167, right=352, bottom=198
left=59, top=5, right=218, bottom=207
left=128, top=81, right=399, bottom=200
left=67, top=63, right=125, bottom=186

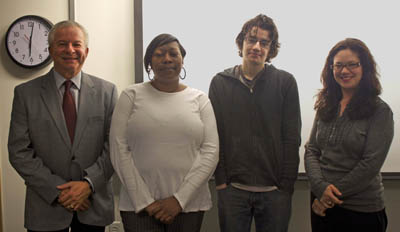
left=0, top=1, right=134, bottom=231
left=143, top=0, right=400, bottom=173
left=75, top=0, right=135, bottom=92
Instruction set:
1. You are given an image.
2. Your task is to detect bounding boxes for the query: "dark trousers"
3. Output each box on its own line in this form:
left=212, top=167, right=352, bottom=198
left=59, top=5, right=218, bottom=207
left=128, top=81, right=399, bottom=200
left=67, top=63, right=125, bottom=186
left=28, top=213, right=105, bottom=232
left=120, top=210, right=204, bottom=232
left=310, top=193, right=388, bottom=232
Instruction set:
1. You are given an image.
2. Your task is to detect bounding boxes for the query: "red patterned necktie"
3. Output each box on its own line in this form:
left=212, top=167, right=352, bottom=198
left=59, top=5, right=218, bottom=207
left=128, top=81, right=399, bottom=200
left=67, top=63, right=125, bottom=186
left=63, top=80, right=77, bottom=143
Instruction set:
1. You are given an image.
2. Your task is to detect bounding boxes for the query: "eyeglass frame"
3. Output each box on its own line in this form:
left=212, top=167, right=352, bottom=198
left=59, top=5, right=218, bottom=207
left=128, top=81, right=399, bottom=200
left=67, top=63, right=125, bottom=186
left=330, top=62, right=361, bottom=72
left=244, top=36, right=271, bottom=48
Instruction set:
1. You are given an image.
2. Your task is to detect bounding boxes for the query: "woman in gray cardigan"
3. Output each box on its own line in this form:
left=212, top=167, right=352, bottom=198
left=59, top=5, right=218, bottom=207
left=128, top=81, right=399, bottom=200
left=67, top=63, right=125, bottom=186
left=304, top=38, right=393, bottom=232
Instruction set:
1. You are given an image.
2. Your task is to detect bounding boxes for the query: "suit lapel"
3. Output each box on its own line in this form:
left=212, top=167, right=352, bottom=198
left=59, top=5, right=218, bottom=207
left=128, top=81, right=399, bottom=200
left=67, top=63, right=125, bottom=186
left=73, top=72, right=95, bottom=150
left=40, top=70, right=71, bottom=147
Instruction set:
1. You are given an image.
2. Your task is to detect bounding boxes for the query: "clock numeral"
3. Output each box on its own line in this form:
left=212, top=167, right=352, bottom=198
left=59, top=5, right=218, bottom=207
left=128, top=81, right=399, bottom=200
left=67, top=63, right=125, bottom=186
left=12, top=40, right=16, bottom=46
left=22, top=54, right=25, bottom=60
left=39, top=54, right=43, bottom=60
left=28, top=22, right=34, bottom=27
left=15, top=48, right=19, bottom=54
left=20, top=24, right=24, bottom=30
left=30, top=57, right=34, bottom=63
left=44, top=47, right=48, bottom=52
left=14, top=32, right=20, bottom=37
left=44, top=31, right=48, bottom=36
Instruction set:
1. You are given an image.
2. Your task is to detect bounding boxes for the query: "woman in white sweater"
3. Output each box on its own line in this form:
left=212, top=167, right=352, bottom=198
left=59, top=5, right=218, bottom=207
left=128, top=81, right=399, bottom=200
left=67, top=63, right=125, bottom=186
left=110, top=33, right=219, bottom=232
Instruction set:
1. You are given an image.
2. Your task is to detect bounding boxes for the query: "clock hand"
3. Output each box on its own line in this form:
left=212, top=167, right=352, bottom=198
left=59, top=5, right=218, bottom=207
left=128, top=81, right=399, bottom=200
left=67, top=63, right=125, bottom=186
left=24, top=34, right=30, bottom=43
left=29, top=22, right=34, bottom=57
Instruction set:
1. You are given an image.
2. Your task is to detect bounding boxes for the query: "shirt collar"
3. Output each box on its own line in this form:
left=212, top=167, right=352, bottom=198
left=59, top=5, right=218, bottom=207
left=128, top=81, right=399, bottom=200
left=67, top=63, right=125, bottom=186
left=54, top=69, right=82, bottom=90
left=238, top=64, right=267, bottom=88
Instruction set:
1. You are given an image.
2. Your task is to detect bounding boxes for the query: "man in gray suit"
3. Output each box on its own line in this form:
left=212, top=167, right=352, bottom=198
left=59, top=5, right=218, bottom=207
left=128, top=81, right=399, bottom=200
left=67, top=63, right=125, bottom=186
left=8, top=20, right=117, bottom=232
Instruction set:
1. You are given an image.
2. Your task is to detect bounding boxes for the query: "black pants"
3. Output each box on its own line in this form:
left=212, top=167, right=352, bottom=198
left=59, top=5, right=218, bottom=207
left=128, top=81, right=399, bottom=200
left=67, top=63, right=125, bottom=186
left=120, top=210, right=204, bottom=232
left=310, top=193, right=387, bottom=232
left=28, top=213, right=105, bottom=232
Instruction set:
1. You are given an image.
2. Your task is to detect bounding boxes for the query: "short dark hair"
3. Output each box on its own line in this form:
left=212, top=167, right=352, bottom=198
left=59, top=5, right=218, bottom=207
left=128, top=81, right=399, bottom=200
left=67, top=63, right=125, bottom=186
left=315, top=38, right=382, bottom=121
left=144, top=33, right=186, bottom=74
left=236, top=14, right=280, bottom=63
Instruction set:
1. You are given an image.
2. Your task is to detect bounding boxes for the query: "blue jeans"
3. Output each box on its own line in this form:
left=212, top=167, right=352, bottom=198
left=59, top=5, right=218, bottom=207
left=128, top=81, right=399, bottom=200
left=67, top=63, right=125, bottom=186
left=217, top=185, right=292, bottom=232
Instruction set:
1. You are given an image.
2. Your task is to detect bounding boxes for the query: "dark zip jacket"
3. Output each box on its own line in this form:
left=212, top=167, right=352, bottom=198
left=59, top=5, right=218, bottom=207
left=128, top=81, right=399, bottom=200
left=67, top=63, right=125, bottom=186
left=209, top=64, right=301, bottom=194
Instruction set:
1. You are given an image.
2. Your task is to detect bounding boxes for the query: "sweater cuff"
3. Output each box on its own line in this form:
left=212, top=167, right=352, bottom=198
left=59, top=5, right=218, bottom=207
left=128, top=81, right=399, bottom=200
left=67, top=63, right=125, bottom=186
left=173, top=193, right=186, bottom=211
left=314, top=182, right=330, bottom=200
left=214, top=168, right=227, bottom=186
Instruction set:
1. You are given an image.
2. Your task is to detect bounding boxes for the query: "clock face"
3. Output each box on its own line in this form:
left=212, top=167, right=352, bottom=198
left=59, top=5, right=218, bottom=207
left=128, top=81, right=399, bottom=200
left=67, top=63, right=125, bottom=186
left=5, top=15, right=53, bottom=68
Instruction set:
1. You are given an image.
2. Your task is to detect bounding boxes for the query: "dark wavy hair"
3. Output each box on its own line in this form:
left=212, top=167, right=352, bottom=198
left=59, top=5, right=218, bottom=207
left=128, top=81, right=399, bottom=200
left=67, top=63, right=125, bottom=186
left=315, top=38, right=382, bottom=121
left=236, top=14, right=280, bottom=63
left=144, top=33, right=186, bottom=74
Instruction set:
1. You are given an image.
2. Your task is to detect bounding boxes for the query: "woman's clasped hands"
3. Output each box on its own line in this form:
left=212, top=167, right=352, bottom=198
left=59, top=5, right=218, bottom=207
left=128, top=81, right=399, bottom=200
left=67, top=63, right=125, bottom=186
left=145, top=196, right=183, bottom=224
left=312, top=184, right=343, bottom=216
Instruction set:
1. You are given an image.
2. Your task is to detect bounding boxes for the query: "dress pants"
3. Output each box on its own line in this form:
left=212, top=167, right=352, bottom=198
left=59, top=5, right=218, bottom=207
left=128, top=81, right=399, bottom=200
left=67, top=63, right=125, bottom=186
left=28, top=212, right=105, bottom=232
left=120, top=210, right=204, bottom=232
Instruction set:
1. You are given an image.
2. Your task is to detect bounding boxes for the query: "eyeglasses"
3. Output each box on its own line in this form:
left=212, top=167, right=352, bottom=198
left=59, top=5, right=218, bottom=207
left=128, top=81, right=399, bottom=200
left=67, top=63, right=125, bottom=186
left=245, top=36, right=271, bottom=48
left=330, top=62, right=361, bottom=71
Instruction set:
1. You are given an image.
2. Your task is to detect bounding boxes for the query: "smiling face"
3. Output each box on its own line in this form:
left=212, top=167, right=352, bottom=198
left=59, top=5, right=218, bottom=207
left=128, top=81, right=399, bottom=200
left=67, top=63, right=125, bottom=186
left=151, top=41, right=183, bottom=83
left=242, top=27, right=270, bottom=67
left=49, top=26, right=89, bottom=79
left=333, top=49, right=363, bottom=95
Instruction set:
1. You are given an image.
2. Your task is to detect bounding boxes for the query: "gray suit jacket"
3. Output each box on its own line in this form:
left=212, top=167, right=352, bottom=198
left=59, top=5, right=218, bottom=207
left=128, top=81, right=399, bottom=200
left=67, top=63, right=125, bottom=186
left=8, top=69, right=117, bottom=231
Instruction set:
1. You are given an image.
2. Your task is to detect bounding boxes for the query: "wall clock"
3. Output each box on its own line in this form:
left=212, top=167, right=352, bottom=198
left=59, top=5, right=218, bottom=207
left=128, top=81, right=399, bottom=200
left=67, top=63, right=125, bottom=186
left=5, top=15, right=53, bottom=68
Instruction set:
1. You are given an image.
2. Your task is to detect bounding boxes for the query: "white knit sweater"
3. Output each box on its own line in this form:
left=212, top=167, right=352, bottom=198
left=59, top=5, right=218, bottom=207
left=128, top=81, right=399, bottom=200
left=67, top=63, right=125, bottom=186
left=110, top=82, right=219, bottom=212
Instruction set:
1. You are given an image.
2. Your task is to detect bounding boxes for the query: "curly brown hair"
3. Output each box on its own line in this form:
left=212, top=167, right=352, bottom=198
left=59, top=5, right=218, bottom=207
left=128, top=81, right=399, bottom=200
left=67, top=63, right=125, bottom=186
left=235, top=14, right=280, bottom=63
left=315, top=38, right=382, bottom=121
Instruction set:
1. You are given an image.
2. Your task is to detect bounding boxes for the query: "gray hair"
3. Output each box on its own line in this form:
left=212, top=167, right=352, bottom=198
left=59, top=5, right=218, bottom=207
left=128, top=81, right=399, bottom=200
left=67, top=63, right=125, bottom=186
left=48, top=20, right=89, bottom=47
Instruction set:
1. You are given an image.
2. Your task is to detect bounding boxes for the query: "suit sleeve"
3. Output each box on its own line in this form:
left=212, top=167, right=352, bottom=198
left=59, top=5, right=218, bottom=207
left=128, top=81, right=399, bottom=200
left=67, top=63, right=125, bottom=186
left=8, top=86, right=66, bottom=204
left=83, top=84, right=118, bottom=191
